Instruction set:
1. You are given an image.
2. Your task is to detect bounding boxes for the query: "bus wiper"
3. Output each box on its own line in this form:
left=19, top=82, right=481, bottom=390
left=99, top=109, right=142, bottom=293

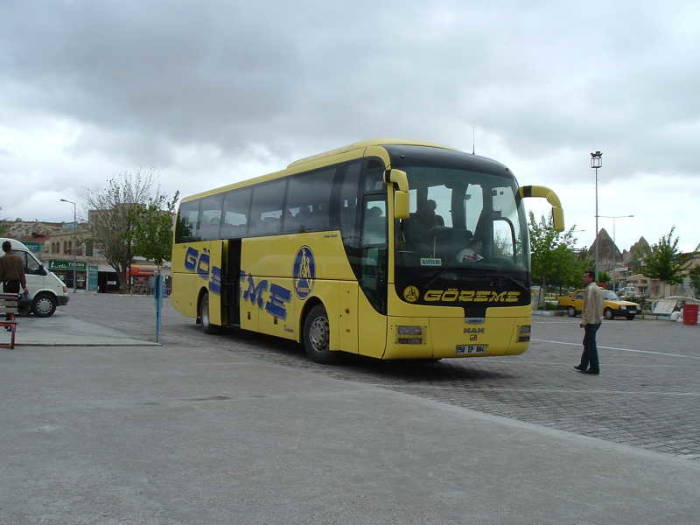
left=422, top=268, right=460, bottom=290
left=494, top=274, right=528, bottom=291
left=468, top=268, right=528, bottom=291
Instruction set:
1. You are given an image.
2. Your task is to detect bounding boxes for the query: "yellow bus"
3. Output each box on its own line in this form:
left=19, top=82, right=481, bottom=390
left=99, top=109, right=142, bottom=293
left=171, top=139, right=564, bottom=363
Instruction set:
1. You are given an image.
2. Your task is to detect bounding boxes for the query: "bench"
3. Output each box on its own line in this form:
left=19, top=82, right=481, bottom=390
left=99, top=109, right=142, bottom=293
left=0, top=293, right=19, bottom=349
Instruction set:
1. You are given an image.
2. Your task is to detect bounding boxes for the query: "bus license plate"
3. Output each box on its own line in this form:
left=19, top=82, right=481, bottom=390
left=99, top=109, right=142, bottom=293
left=456, top=344, right=488, bottom=354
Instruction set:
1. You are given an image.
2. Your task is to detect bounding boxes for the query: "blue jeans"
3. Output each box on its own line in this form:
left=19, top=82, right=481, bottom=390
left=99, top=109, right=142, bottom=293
left=580, top=323, right=601, bottom=372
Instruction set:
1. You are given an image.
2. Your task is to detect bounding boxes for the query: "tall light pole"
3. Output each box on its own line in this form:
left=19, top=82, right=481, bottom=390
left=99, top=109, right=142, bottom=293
left=60, top=198, right=78, bottom=293
left=598, top=214, right=634, bottom=245
left=590, top=151, right=603, bottom=281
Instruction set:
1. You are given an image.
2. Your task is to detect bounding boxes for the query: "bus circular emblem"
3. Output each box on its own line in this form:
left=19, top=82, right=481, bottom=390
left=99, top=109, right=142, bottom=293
left=403, top=285, right=420, bottom=303
left=293, top=246, right=315, bottom=299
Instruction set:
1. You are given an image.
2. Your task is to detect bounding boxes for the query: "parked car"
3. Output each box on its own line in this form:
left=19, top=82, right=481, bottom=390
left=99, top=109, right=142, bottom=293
left=558, top=288, right=640, bottom=320
left=0, top=237, right=69, bottom=317
left=618, top=286, right=637, bottom=298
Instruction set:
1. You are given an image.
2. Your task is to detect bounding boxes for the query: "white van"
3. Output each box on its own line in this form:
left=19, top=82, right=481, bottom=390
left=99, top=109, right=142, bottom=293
left=1, top=238, right=69, bottom=317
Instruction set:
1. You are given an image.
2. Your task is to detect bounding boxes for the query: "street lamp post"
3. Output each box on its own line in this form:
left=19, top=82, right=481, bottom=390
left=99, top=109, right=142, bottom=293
left=590, top=151, right=603, bottom=281
left=598, top=214, right=634, bottom=245
left=60, top=198, right=78, bottom=293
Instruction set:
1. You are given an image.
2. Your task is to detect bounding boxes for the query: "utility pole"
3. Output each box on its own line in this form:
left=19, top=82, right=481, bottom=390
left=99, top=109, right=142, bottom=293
left=599, top=214, right=634, bottom=245
left=60, top=198, right=78, bottom=292
left=590, top=151, right=603, bottom=281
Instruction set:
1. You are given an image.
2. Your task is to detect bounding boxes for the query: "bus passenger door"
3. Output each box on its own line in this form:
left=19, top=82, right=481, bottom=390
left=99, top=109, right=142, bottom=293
left=357, top=195, right=388, bottom=358
left=224, top=239, right=242, bottom=326
left=208, top=241, right=225, bottom=326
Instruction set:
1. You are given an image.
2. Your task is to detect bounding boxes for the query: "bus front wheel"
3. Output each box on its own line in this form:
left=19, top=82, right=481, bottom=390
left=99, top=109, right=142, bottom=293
left=198, top=291, right=219, bottom=334
left=303, top=304, right=336, bottom=364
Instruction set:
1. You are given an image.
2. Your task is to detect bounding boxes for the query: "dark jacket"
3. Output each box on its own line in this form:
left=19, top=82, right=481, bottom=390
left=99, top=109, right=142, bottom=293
left=0, top=253, right=27, bottom=288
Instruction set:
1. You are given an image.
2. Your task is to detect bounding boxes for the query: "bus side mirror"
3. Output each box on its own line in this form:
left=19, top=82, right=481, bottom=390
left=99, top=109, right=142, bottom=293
left=518, top=185, right=565, bottom=232
left=394, top=191, right=409, bottom=219
left=387, top=169, right=410, bottom=219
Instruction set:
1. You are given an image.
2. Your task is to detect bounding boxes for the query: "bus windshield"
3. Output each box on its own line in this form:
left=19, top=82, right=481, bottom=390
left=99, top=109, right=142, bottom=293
left=396, top=166, right=530, bottom=286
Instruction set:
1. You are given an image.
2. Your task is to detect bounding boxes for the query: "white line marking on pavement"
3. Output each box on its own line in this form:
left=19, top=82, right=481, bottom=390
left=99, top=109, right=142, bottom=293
left=422, top=386, right=700, bottom=397
left=532, top=338, right=700, bottom=360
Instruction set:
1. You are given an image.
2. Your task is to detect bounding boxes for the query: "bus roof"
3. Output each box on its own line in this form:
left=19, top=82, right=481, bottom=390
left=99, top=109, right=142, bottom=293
left=182, top=138, right=457, bottom=202
left=286, top=138, right=455, bottom=168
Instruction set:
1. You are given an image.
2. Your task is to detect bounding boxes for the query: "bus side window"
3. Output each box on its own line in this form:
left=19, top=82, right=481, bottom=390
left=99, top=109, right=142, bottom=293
left=359, top=197, right=387, bottom=313
left=249, top=179, right=286, bottom=236
left=363, top=159, right=385, bottom=192
left=362, top=202, right=386, bottom=246
left=284, top=167, right=334, bottom=233
left=176, top=200, right=201, bottom=242
left=198, top=195, right=223, bottom=240
left=221, top=188, right=251, bottom=238
left=338, top=161, right=362, bottom=245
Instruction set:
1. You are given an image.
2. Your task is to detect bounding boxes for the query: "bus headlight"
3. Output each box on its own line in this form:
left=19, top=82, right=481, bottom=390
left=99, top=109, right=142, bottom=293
left=398, top=326, right=423, bottom=336
left=518, top=325, right=531, bottom=342
left=396, top=325, right=425, bottom=345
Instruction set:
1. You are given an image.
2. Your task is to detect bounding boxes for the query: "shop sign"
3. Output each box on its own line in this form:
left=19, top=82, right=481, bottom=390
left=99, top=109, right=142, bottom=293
left=24, top=241, right=43, bottom=254
left=49, top=259, right=87, bottom=271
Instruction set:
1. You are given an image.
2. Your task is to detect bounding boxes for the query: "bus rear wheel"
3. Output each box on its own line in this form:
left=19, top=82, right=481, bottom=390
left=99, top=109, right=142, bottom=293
left=303, top=304, right=336, bottom=364
left=198, top=291, right=219, bottom=334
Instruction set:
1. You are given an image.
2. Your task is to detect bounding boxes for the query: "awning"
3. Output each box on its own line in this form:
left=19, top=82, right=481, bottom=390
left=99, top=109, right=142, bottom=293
left=130, top=265, right=158, bottom=277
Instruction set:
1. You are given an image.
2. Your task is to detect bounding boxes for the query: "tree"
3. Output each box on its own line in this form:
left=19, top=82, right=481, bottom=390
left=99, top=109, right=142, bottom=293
left=0, top=207, right=8, bottom=236
left=689, top=266, right=700, bottom=298
left=529, top=212, right=589, bottom=297
left=628, top=242, right=650, bottom=274
left=88, top=172, right=178, bottom=291
left=642, top=227, right=692, bottom=285
left=597, top=271, right=611, bottom=287
left=131, top=191, right=179, bottom=267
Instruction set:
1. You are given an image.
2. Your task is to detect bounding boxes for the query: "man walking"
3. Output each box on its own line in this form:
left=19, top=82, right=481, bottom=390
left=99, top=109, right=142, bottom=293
left=0, top=240, right=29, bottom=325
left=575, top=270, right=604, bottom=375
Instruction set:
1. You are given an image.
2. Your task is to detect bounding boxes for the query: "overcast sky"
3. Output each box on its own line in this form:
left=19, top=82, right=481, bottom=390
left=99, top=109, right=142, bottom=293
left=1, top=0, right=699, bottom=252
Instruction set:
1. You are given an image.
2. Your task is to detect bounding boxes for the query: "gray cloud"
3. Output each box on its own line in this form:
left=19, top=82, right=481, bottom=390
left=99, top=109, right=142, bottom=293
left=1, top=1, right=699, bottom=203
left=1, top=2, right=700, bottom=174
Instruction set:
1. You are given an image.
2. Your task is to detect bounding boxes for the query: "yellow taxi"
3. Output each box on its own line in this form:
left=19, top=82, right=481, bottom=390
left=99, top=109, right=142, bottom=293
left=558, top=289, right=640, bottom=320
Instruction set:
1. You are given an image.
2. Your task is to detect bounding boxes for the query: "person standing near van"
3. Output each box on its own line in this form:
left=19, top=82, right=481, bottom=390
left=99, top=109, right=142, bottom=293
left=0, top=239, right=29, bottom=299
left=575, top=270, right=604, bottom=375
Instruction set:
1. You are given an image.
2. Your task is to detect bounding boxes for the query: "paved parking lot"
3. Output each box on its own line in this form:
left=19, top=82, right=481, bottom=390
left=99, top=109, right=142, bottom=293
left=9, top=294, right=700, bottom=460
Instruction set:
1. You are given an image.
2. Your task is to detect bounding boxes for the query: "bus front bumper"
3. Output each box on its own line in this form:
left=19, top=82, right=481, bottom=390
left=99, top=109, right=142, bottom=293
left=385, top=313, right=531, bottom=360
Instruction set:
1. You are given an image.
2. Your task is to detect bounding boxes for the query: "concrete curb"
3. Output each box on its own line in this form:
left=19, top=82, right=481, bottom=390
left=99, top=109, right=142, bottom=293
left=15, top=342, right=161, bottom=347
